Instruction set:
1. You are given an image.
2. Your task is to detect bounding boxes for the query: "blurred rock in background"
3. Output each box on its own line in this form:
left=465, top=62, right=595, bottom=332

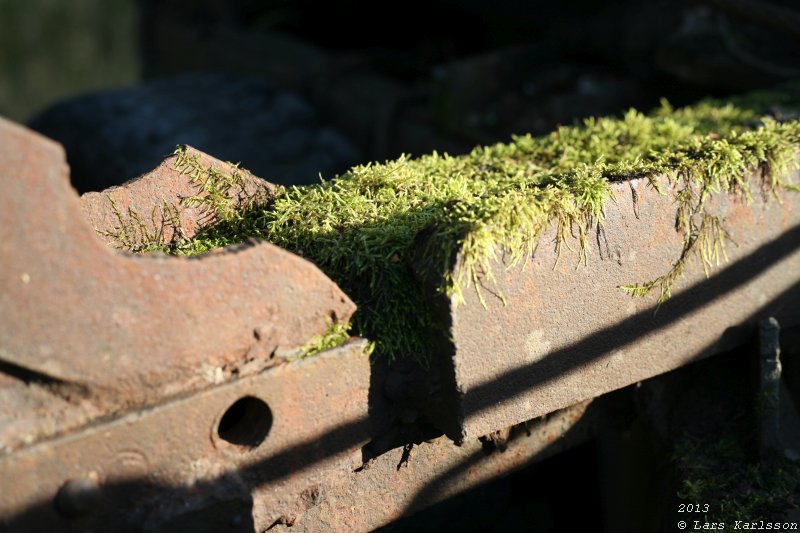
left=138, top=0, right=800, bottom=162
left=3, top=0, right=800, bottom=191
left=29, top=73, right=360, bottom=192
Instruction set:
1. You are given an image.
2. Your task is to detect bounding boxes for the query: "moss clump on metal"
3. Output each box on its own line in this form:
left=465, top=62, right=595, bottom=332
left=163, top=87, right=800, bottom=364
left=172, top=147, right=275, bottom=225
left=295, top=320, right=372, bottom=360
left=100, top=195, right=186, bottom=253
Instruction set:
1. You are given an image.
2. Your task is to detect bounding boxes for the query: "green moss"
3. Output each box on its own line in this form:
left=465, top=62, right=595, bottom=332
left=99, top=148, right=275, bottom=255
left=155, top=87, right=800, bottom=363
left=295, top=320, right=370, bottom=360
left=172, top=147, right=277, bottom=226
left=99, top=195, right=187, bottom=253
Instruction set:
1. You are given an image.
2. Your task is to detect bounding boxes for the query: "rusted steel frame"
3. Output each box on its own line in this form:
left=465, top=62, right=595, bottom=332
left=280, top=396, right=619, bottom=532
left=0, top=341, right=372, bottom=532
left=432, top=170, right=800, bottom=440
left=0, top=118, right=354, bottom=450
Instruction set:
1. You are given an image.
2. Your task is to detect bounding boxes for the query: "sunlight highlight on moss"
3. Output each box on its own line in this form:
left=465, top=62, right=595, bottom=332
left=153, top=87, right=800, bottom=363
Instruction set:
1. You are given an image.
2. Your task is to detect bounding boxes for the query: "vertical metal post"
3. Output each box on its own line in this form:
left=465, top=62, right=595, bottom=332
left=758, top=317, right=782, bottom=460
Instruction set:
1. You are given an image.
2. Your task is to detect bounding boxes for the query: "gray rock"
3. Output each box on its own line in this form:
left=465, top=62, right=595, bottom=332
left=29, top=72, right=360, bottom=193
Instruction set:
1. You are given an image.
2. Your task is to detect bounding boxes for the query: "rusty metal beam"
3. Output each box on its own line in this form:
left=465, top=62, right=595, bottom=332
left=0, top=117, right=356, bottom=451
left=4, top=111, right=800, bottom=532
left=428, top=171, right=800, bottom=440
left=0, top=340, right=372, bottom=532
left=278, top=396, right=619, bottom=532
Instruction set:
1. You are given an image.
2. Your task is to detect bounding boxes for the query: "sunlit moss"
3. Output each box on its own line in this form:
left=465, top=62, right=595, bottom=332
left=153, top=87, right=800, bottom=363
left=295, top=320, right=355, bottom=360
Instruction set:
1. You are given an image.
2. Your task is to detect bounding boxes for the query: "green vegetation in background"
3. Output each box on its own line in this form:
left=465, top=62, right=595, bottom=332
left=0, top=0, right=138, bottom=121
left=120, top=87, right=800, bottom=364
left=675, top=436, right=800, bottom=522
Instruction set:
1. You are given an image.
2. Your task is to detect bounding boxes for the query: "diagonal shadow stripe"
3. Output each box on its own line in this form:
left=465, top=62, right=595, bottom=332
left=461, top=222, right=800, bottom=422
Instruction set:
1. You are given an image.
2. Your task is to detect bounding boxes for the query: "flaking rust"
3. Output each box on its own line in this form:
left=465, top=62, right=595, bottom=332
left=426, top=168, right=800, bottom=440
left=279, top=397, right=613, bottom=532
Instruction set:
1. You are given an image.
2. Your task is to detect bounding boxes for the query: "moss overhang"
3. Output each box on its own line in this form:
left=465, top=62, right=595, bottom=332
left=141, top=86, right=800, bottom=363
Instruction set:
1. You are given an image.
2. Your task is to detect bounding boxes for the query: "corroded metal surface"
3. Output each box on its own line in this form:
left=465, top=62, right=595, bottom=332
left=0, top=341, right=372, bottom=532
left=5, top=110, right=800, bottom=531
left=434, top=171, right=800, bottom=440
left=279, top=397, right=613, bottom=532
left=80, top=145, right=275, bottom=247
left=0, top=117, right=355, bottom=450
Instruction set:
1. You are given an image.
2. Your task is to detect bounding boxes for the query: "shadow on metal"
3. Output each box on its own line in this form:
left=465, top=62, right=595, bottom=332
left=398, top=280, right=800, bottom=528
left=3, top=223, right=800, bottom=531
left=463, top=221, right=800, bottom=422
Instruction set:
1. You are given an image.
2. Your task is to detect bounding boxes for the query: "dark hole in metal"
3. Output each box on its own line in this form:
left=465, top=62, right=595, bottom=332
left=217, top=396, right=272, bottom=449
left=54, top=477, right=100, bottom=518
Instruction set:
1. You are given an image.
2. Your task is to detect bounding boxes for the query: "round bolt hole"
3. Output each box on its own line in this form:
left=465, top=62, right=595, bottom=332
left=217, top=396, right=272, bottom=449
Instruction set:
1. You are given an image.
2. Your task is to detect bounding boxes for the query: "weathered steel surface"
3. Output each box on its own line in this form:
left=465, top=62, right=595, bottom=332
left=0, top=340, right=372, bottom=532
left=0, top=117, right=355, bottom=450
left=7, top=108, right=800, bottom=531
left=278, top=397, right=613, bottom=532
left=433, top=171, right=800, bottom=440
left=80, top=145, right=275, bottom=247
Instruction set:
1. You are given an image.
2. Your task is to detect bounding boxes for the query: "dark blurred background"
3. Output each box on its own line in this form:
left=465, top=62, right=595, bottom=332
left=2, top=0, right=799, bottom=192
left=0, top=0, right=138, bottom=121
